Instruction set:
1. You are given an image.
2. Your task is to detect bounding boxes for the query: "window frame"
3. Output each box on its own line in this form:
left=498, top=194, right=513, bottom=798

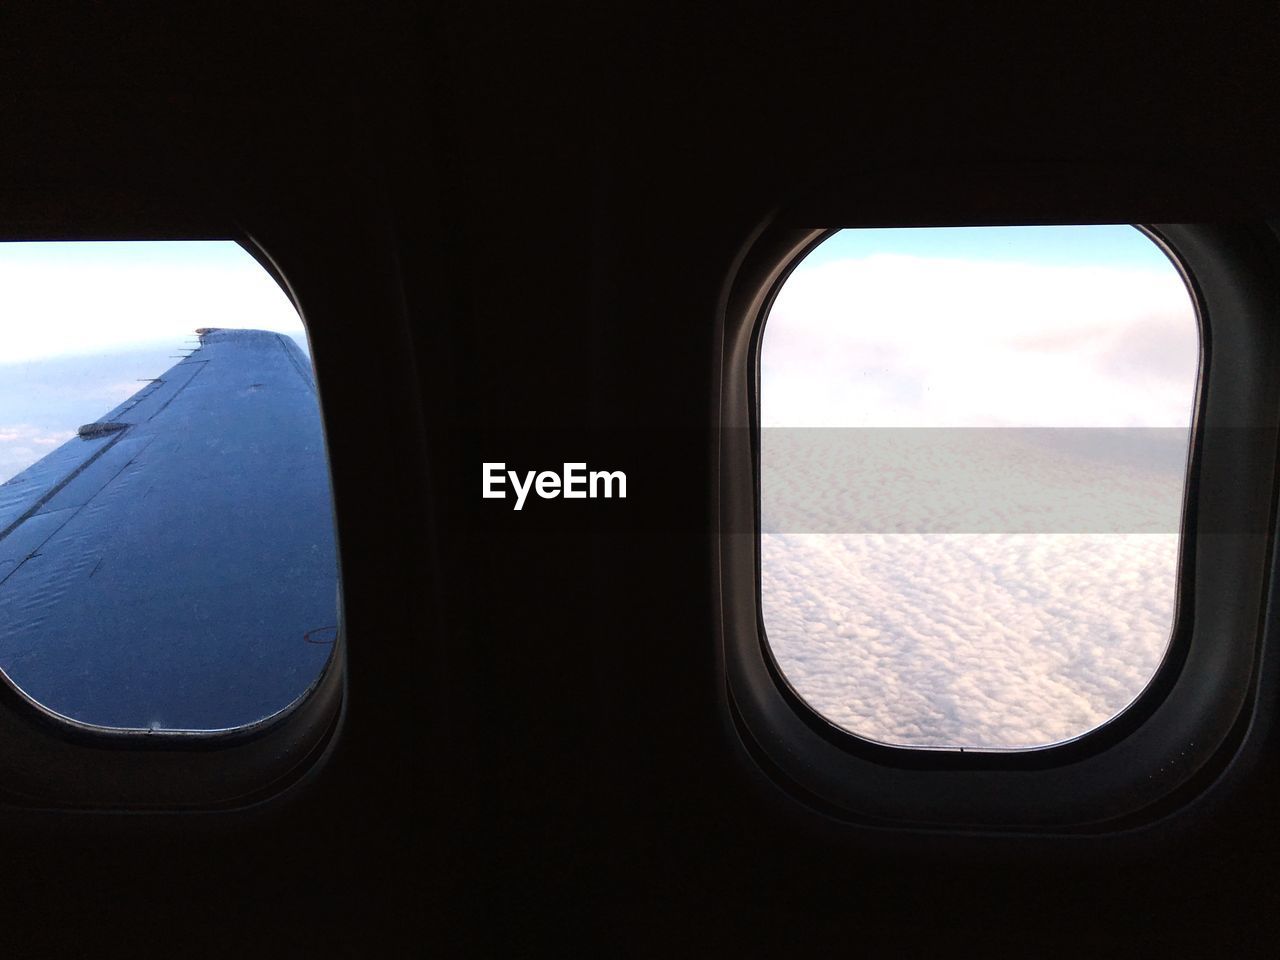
left=717, top=218, right=1280, bottom=831
left=0, top=223, right=346, bottom=810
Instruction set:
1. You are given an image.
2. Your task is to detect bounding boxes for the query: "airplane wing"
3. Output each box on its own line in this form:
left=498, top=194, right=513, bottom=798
left=0, top=329, right=339, bottom=732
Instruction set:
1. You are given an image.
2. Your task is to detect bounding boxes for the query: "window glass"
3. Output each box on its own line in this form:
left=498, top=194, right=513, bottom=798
left=0, top=241, right=338, bottom=732
left=759, top=226, right=1198, bottom=749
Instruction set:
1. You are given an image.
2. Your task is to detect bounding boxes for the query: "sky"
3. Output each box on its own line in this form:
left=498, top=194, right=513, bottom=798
left=764, top=226, right=1197, bottom=428
left=760, top=225, right=1200, bottom=750
left=0, top=241, right=309, bottom=482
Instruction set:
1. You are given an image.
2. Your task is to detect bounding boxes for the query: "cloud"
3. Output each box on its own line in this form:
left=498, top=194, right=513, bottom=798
left=0, top=424, right=76, bottom=483
left=759, top=251, right=1195, bottom=749
left=761, top=254, right=1198, bottom=428
left=0, top=242, right=314, bottom=485
left=762, top=532, right=1179, bottom=749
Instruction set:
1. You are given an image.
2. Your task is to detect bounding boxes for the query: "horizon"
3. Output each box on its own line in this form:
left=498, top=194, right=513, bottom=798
left=0, top=241, right=311, bottom=483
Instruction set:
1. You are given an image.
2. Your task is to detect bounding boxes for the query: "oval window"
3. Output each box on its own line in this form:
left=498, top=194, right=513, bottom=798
left=759, top=226, right=1199, bottom=750
left=0, top=241, right=339, bottom=732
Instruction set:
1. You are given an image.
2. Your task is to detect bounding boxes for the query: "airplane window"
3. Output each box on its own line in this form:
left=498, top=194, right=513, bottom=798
left=0, top=241, right=339, bottom=732
left=759, top=226, right=1199, bottom=750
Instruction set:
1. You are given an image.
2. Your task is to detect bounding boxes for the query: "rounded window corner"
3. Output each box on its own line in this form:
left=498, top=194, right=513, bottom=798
left=716, top=218, right=1280, bottom=832
left=0, top=232, right=347, bottom=809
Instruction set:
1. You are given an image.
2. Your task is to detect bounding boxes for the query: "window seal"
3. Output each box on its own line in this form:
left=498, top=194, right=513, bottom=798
left=0, top=224, right=347, bottom=810
left=716, top=218, right=1280, bottom=831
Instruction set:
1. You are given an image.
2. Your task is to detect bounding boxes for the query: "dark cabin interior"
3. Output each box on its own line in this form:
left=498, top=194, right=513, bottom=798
left=2, top=5, right=1279, bottom=956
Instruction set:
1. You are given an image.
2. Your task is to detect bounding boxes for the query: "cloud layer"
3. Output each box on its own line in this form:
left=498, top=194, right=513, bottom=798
left=763, top=532, right=1179, bottom=749
left=0, top=424, right=74, bottom=483
left=760, top=242, right=1197, bottom=749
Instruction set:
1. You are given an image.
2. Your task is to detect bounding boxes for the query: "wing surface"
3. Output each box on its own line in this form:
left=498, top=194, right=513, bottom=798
left=0, top=329, right=338, bottom=731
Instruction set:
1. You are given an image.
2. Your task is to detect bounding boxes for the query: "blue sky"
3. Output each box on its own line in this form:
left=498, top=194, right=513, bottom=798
left=798, top=225, right=1179, bottom=272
